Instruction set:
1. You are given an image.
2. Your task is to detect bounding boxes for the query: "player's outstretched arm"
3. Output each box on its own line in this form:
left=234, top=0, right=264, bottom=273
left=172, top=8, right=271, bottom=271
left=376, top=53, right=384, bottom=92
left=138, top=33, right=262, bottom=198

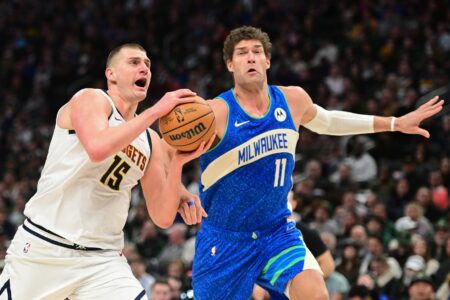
left=65, top=88, right=197, bottom=162
left=281, top=86, right=444, bottom=137
left=141, top=131, right=215, bottom=228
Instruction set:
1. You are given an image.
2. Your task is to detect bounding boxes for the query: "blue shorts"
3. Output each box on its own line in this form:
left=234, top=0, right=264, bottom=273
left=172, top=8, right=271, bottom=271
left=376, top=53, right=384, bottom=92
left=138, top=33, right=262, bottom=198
left=192, top=220, right=316, bottom=300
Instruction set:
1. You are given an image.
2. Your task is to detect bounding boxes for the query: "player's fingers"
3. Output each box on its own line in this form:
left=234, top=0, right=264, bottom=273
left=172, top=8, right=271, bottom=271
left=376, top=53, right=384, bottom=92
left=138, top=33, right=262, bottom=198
left=178, top=207, right=188, bottom=224
left=201, top=208, right=208, bottom=217
left=421, top=104, right=443, bottom=119
left=195, top=133, right=217, bottom=156
left=420, top=96, right=439, bottom=108
left=416, top=128, right=430, bottom=138
left=188, top=199, right=197, bottom=223
left=174, top=89, right=197, bottom=98
left=193, top=197, right=202, bottom=222
left=182, top=202, right=193, bottom=225
left=205, top=133, right=217, bottom=150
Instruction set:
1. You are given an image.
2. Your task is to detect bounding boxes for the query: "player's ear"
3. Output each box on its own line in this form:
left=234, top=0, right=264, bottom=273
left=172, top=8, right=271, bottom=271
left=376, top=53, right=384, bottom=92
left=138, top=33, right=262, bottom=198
left=226, top=59, right=234, bottom=73
left=266, top=58, right=270, bottom=70
left=105, top=67, right=117, bottom=84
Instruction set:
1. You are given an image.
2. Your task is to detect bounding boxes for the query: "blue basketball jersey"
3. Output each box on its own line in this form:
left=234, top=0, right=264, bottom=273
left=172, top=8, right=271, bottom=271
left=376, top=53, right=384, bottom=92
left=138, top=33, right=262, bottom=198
left=199, top=85, right=299, bottom=232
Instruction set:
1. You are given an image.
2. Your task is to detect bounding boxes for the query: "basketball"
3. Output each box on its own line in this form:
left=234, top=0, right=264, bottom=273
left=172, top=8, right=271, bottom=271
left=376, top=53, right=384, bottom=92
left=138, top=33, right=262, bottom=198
left=159, top=96, right=216, bottom=152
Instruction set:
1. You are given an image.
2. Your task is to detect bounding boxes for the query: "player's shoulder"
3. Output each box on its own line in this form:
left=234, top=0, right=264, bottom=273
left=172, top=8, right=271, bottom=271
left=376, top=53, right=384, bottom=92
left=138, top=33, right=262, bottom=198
left=70, top=88, right=111, bottom=116
left=207, top=98, right=228, bottom=114
left=71, top=88, right=104, bottom=101
left=277, top=85, right=309, bottom=100
left=71, top=88, right=109, bottom=106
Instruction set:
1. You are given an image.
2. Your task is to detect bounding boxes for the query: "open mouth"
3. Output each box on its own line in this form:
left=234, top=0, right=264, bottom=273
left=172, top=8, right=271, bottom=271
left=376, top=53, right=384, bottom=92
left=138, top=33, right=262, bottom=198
left=247, top=68, right=257, bottom=74
left=134, top=78, right=147, bottom=88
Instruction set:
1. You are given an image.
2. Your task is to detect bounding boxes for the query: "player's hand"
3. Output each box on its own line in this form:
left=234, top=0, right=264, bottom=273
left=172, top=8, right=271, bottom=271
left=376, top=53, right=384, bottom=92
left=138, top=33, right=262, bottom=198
left=152, top=89, right=198, bottom=118
left=396, top=96, right=444, bottom=138
left=178, top=193, right=208, bottom=226
left=172, top=132, right=217, bottom=166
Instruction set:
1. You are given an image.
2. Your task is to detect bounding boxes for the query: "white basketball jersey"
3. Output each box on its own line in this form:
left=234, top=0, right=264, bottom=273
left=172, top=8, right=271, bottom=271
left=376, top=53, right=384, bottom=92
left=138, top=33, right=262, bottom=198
left=24, top=90, right=151, bottom=250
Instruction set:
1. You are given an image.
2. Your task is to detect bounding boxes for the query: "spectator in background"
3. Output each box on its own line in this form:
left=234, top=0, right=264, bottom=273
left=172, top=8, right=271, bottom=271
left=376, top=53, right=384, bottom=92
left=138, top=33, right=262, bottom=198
left=414, top=186, right=442, bottom=222
left=432, top=219, right=449, bottom=262
left=395, top=203, right=434, bottom=239
left=150, top=278, right=171, bottom=300
left=411, top=236, right=440, bottom=276
left=348, top=284, right=378, bottom=300
left=433, top=237, right=450, bottom=291
left=310, top=202, right=339, bottom=236
left=440, top=157, right=450, bottom=189
left=369, top=255, right=397, bottom=297
left=336, top=239, right=362, bottom=286
left=349, top=225, right=368, bottom=252
left=157, top=223, right=188, bottom=273
left=365, top=214, right=394, bottom=248
left=407, top=273, right=436, bottom=300
left=136, top=220, right=167, bottom=265
left=390, top=255, right=426, bottom=299
left=387, top=178, right=412, bottom=220
left=130, top=256, right=155, bottom=295
left=344, top=136, right=378, bottom=186
left=166, top=259, right=190, bottom=293
left=429, top=169, right=449, bottom=211
left=360, top=235, right=402, bottom=279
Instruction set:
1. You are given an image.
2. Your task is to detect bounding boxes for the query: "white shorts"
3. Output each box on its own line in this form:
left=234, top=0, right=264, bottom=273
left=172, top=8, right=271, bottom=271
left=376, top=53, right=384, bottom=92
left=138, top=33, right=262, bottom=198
left=0, top=220, right=145, bottom=300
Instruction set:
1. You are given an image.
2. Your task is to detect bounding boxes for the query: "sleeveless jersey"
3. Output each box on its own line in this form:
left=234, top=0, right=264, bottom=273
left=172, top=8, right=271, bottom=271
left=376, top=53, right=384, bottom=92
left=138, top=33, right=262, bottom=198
left=24, top=89, right=151, bottom=250
left=199, top=85, right=299, bottom=232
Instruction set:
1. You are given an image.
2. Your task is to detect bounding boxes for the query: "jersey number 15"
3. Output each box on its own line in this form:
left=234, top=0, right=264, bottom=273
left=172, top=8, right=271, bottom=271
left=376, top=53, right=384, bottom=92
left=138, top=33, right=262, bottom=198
left=100, top=155, right=131, bottom=190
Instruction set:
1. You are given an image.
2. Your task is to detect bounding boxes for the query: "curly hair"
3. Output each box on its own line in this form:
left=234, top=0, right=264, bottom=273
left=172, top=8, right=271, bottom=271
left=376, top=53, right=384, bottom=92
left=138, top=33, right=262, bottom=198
left=223, top=26, right=272, bottom=63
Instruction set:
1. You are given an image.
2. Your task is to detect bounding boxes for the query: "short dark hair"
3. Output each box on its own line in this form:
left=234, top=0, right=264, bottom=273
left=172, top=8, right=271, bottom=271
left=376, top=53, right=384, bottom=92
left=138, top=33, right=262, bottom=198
left=151, top=278, right=170, bottom=291
left=223, top=26, right=272, bottom=63
left=106, top=43, right=146, bottom=67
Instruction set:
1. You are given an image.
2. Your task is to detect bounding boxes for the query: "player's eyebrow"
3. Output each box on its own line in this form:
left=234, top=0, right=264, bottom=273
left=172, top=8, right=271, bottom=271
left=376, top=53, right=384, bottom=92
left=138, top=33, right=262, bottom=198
left=235, top=45, right=263, bottom=51
left=128, top=57, right=151, bottom=66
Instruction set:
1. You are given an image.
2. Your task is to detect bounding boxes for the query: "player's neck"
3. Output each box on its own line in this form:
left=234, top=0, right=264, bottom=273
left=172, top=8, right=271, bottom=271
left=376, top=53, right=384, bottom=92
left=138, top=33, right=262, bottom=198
left=234, top=84, right=270, bottom=117
left=106, top=89, right=138, bottom=120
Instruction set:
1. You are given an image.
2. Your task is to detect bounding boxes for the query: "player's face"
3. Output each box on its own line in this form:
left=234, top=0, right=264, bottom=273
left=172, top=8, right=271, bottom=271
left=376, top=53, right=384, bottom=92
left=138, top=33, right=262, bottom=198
left=151, top=284, right=171, bottom=300
left=227, top=39, right=270, bottom=86
left=109, top=48, right=151, bottom=101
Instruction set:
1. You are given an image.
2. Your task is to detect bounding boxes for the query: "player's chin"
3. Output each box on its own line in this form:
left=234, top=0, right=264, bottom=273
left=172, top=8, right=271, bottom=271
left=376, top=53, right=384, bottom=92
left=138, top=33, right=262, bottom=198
left=133, top=87, right=148, bottom=99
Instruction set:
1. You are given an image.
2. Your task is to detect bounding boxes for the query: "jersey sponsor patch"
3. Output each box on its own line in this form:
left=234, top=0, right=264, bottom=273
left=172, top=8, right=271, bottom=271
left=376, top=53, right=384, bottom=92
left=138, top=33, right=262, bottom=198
left=274, top=108, right=287, bottom=122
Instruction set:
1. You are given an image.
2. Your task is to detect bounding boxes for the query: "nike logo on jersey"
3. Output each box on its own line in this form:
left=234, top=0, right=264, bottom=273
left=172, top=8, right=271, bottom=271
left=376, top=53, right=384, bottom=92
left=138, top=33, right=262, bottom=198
left=114, top=116, right=122, bottom=121
left=234, top=120, right=250, bottom=127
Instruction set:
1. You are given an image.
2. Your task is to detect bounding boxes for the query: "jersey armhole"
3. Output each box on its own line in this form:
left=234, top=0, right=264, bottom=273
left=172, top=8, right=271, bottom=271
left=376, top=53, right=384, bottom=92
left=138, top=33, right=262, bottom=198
left=205, top=97, right=228, bottom=153
left=275, top=86, right=297, bottom=131
left=145, top=129, right=152, bottom=154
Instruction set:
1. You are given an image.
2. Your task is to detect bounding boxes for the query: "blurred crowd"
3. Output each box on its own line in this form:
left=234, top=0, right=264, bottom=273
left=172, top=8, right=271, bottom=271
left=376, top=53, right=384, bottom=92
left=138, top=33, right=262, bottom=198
left=0, top=0, right=449, bottom=299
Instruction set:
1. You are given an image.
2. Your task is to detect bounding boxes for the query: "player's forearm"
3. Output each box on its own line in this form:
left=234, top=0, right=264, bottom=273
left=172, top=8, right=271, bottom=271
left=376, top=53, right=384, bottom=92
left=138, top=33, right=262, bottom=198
left=151, top=159, right=185, bottom=228
left=83, top=109, right=159, bottom=162
left=303, top=104, right=401, bottom=136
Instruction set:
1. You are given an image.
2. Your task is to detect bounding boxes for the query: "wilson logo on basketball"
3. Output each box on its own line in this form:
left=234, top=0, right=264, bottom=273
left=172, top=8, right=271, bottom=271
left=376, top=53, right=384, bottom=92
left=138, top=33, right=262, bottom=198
left=168, top=122, right=206, bottom=141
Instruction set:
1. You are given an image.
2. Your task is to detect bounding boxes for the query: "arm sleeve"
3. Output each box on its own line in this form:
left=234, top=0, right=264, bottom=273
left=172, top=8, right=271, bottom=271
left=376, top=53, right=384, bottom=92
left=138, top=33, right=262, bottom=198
left=303, top=104, right=375, bottom=136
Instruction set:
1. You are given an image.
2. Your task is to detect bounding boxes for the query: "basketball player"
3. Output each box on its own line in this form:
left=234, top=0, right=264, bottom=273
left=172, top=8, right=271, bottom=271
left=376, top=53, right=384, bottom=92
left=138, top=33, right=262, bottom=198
left=0, top=44, right=212, bottom=299
left=191, top=26, right=444, bottom=299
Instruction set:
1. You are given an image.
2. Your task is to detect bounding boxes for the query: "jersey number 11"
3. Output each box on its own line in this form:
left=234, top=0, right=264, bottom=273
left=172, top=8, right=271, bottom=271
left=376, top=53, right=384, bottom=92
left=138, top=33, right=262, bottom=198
left=274, top=158, right=287, bottom=187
